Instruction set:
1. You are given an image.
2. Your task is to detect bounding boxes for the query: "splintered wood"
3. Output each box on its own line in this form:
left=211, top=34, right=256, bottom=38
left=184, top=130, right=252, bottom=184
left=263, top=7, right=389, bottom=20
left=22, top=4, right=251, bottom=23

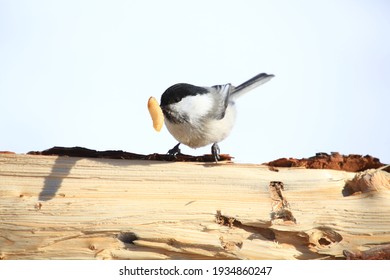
left=0, top=154, right=389, bottom=260
left=268, top=181, right=296, bottom=224
left=343, top=168, right=390, bottom=195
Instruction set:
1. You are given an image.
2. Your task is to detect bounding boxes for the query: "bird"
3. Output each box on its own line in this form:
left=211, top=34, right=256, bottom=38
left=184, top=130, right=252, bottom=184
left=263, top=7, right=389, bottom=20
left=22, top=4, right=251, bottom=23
left=160, top=73, right=275, bottom=161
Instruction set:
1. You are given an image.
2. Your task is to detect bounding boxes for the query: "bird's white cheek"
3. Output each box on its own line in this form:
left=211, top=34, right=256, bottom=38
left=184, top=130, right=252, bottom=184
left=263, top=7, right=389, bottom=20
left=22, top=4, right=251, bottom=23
left=174, top=95, right=214, bottom=121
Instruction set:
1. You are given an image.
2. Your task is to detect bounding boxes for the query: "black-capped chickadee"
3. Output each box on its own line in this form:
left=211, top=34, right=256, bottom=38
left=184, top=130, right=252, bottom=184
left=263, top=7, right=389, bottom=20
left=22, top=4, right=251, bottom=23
left=160, top=73, right=275, bottom=161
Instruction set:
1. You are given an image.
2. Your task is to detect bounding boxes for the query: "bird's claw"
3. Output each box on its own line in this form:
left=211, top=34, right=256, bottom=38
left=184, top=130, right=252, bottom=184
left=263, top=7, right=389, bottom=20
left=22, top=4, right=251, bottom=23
left=211, top=143, right=220, bottom=162
left=167, top=143, right=181, bottom=158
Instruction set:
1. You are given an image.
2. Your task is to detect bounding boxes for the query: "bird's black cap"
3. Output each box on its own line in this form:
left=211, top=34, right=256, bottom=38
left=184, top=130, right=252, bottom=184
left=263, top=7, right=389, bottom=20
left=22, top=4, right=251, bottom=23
left=160, top=83, right=208, bottom=106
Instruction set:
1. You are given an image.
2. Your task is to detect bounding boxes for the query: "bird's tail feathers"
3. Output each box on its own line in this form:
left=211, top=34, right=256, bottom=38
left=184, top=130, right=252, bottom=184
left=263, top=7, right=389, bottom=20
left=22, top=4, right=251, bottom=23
left=230, top=73, right=274, bottom=99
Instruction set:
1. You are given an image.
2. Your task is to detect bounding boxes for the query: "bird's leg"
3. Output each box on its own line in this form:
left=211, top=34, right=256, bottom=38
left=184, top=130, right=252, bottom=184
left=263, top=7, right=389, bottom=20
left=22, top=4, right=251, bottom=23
left=211, top=143, right=220, bottom=162
left=167, top=142, right=181, bottom=157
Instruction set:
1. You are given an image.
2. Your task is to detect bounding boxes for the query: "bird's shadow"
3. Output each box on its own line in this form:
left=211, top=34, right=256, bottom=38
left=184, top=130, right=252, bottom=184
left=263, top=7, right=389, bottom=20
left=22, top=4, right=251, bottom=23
left=39, top=156, right=78, bottom=201
left=35, top=146, right=233, bottom=201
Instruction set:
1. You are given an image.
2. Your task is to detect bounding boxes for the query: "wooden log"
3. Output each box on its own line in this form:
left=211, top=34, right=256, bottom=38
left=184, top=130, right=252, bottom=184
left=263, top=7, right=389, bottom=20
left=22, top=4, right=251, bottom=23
left=0, top=154, right=389, bottom=259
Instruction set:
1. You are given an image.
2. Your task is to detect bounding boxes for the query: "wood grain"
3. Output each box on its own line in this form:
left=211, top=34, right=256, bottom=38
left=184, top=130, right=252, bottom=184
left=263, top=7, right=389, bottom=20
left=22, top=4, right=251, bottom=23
left=1, top=154, right=389, bottom=259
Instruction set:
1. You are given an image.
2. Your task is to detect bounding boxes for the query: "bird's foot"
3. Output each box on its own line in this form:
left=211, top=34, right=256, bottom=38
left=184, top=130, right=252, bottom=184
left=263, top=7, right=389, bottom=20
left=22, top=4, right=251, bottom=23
left=167, top=143, right=181, bottom=158
left=211, top=143, right=220, bottom=162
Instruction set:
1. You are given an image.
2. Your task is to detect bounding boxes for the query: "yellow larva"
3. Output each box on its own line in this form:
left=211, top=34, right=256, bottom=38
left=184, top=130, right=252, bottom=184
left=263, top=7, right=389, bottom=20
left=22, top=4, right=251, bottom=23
left=147, top=96, right=164, bottom=132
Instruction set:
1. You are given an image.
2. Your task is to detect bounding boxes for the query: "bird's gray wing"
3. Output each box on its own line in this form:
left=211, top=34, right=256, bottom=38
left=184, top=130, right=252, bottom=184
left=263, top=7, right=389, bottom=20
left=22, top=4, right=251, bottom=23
left=209, top=83, right=234, bottom=120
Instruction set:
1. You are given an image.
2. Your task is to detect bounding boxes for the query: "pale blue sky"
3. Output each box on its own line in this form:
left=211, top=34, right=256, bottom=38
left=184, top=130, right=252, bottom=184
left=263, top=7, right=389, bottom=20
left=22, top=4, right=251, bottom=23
left=1, top=0, right=389, bottom=163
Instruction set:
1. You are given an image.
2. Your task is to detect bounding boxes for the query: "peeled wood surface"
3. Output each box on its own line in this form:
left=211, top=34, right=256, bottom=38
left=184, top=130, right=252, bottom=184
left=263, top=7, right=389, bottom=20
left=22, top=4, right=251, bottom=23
left=0, top=154, right=389, bottom=260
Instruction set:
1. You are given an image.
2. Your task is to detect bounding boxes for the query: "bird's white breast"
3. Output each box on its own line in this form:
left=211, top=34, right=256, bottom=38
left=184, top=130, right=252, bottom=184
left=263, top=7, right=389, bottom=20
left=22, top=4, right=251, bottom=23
left=165, top=102, right=237, bottom=148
